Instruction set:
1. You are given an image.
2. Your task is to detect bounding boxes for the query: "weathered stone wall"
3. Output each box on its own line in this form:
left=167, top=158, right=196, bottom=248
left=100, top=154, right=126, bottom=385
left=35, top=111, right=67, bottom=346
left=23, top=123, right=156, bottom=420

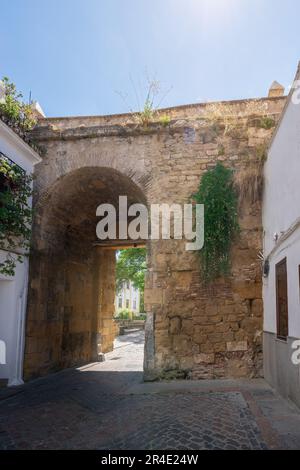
left=95, top=249, right=118, bottom=354
left=25, top=97, right=286, bottom=380
left=24, top=168, right=127, bottom=379
left=24, top=233, right=118, bottom=379
left=25, top=242, right=96, bottom=378
left=144, top=113, right=278, bottom=380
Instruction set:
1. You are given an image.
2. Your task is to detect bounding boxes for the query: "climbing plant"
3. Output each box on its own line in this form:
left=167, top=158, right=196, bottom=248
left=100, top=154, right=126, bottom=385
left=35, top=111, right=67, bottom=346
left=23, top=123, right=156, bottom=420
left=0, top=76, right=36, bottom=131
left=193, top=163, right=239, bottom=282
left=0, top=155, right=33, bottom=276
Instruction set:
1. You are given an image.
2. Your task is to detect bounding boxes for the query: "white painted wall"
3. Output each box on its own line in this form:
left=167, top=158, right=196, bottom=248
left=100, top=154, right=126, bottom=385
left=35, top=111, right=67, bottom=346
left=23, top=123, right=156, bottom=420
left=0, top=256, right=29, bottom=385
left=0, top=120, right=40, bottom=386
left=263, top=71, right=300, bottom=338
left=263, top=227, right=300, bottom=337
left=115, top=281, right=141, bottom=314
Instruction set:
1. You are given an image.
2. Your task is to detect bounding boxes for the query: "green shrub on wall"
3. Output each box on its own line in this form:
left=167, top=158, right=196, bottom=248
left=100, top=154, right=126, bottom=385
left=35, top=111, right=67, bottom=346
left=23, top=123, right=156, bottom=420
left=0, top=155, right=33, bottom=276
left=0, top=77, right=36, bottom=131
left=193, top=163, right=239, bottom=282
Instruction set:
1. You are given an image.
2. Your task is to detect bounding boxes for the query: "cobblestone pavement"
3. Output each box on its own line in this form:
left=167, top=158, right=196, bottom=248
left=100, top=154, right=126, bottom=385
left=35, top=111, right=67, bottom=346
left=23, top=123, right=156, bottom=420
left=0, top=330, right=300, bottom=450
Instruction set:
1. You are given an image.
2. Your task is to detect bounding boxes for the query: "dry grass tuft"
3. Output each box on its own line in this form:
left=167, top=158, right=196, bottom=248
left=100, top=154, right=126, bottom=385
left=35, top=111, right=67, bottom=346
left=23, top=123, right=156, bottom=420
left=235, top=144, right=267, bottom=205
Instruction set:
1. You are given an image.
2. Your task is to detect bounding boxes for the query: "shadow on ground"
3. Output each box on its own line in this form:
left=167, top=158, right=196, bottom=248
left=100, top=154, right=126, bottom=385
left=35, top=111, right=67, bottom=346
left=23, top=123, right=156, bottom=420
left=0, top=330, right=299, bottom=450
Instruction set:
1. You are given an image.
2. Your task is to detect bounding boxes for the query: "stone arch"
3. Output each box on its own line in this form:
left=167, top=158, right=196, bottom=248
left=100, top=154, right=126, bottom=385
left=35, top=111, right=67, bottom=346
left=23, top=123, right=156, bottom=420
left=33, top=142, right=152, bottom=207
left=26, top=96, right=287, bottom=382
left=24, top=165, right=148, bottom=380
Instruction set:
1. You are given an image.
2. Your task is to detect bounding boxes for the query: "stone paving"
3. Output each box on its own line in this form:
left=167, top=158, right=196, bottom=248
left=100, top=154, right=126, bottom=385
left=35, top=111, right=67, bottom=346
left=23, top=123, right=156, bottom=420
left=0, top=330, right=300, bottom=450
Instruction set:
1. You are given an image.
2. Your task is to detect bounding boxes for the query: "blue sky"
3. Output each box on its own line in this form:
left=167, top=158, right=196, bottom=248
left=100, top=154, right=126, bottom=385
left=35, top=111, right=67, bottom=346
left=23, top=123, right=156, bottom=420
left=1, top=0, right=299, bottom=117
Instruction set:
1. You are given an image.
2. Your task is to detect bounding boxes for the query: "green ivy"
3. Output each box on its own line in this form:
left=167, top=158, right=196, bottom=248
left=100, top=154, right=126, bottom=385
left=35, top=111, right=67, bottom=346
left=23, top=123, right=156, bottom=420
left=0, top=155, right=33, bottom=276
left=193, top=163, right=239, bottom=282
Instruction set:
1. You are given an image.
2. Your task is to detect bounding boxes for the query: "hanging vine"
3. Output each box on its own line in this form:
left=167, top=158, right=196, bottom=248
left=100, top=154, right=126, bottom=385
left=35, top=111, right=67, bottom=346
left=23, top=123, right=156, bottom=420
left=0, top=155, right=33, bottom=276
left=193, top=163, right=239, bottom=282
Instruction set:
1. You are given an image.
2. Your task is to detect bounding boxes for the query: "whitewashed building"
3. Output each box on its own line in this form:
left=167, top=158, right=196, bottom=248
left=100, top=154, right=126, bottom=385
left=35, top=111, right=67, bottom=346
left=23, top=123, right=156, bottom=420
left=263, top=63, right=300, bottom=408
left=0, top=119, right=41, bottom=386
left=115, top=281, right=140, bottom=315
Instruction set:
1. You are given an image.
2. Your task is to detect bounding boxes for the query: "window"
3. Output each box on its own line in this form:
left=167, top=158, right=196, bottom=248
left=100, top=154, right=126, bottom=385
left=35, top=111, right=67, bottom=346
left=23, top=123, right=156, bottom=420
left=126, top=281, right=130, bottom=289
left=133, top=300, right=136, bottom=310
left=118, top=297, right=122, bottom=308
left=276, top=258, right=289, bottom=340
left=126, top=299, right=130, bottom=309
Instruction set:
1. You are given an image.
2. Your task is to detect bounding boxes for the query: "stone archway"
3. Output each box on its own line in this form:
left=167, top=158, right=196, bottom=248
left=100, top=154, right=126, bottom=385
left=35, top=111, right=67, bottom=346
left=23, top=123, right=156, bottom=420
left=24, top=166, right=148, bottom=379
left=25, top=95, right=286, bottom=382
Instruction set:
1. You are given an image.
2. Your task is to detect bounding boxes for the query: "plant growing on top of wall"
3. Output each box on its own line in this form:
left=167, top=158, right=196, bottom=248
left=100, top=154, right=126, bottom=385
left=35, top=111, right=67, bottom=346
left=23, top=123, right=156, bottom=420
left=132, top=78, right=166, bottom=127
left=116, top=74, right=172, bottom=127
left=159, top=114, right=171, bottom=127
left=193, top=163, right=239, bottom=282
left=0, top=155, right=33, bottom=276
left=138, top=94, right=156, bottom=127
left=0, top=77, right=37, bottom=132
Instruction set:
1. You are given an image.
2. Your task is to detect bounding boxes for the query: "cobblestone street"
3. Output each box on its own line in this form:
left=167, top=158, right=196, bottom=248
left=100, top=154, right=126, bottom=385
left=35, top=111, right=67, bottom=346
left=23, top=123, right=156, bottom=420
left=0, top=330, right=300, bottom=450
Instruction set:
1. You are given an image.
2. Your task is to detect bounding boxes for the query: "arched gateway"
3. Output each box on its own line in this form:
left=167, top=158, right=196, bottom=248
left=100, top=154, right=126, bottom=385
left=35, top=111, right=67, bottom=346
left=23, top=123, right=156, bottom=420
left=24, top=97, right=285, bottom=381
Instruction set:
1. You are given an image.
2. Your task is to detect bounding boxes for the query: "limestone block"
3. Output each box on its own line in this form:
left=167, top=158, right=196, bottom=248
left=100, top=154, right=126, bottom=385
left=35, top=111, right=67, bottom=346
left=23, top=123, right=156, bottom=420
left=194, top=353, right=215, bottom=364
left=144, top=288, right=163, bottom=305
left=169, top=317, right=181, bottom=335
left=226, top=340, right=248, bottom=352
left=233, top=281, right=262, bottom=300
